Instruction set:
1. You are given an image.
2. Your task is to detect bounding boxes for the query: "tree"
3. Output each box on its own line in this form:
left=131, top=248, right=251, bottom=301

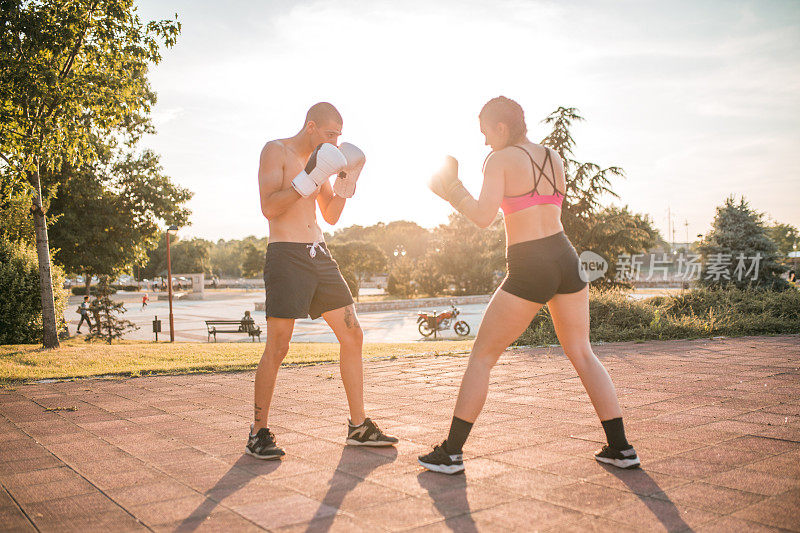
left=141, top=237, right=211, bottom=279
left=386, top=255, right=417, bottom=298
left=0, top=238, right=68, bottom=344
left=48, top=149, right=192, bottom=293
left=413, top=251, right=448, bottom=297
left=328, top=241, right=386, bottom=301
left=768, top=222, right=799, bottom=259
left=697, top=196, right=788, bottom=290
left=583, top=206, right=660, bottom=287
left=84, top=276, right=137, bottom=343
left=436, top=213, right=506, bottom=295
left=328, top=221, right=431, bottom=261
left=540, top=107, right=660, bottom=286
left=541, top=107, right=624, bottom=246
left=0, top=0, right=180, bottom=347
left=241, top=242, right=264, bottom=278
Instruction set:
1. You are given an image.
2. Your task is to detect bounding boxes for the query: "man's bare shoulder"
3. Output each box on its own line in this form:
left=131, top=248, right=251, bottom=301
left=261, top=139, right=290, bottom=157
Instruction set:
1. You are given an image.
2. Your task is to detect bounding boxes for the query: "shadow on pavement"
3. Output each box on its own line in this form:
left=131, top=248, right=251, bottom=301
left=602, top=464, right=689, bottom=531
left=418, top=470, right=478, bottom=533
left=306, top=445, right=398, bottom=533
left=176, top=455, right=281, bottom=532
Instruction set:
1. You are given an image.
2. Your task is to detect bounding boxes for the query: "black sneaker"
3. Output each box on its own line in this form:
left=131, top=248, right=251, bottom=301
left=245, top=425, right=285, bottom=460
left=346, top=418, right=398, bottom=446
left=594, top=445, right=640, bottom=469
left=418, top=441, right=464, bottom=474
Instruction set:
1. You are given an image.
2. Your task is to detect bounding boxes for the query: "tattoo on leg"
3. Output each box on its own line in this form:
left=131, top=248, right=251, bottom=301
left=344, top=306, right=359, bottom=329
left=254, top=405, right=262, bottom=422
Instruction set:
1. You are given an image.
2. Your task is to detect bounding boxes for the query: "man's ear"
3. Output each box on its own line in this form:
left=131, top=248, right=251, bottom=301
left=305, top=120, right=316, bottom=134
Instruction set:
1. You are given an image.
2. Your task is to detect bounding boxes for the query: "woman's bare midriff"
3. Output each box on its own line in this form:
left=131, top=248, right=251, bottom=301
left=504, top=205, right=564, bottom=245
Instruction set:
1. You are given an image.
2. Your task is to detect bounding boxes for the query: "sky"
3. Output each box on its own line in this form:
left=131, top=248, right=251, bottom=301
left=134, top=0, right=800, bottom=244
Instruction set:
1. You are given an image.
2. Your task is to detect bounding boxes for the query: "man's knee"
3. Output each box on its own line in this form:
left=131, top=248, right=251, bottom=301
left=340, top=325, right=363, bottom=347
left=263, top=335, right=291, bottom=365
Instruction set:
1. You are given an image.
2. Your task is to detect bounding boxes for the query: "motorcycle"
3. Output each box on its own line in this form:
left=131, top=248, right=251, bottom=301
left=417, top=304, right=471, bottom=338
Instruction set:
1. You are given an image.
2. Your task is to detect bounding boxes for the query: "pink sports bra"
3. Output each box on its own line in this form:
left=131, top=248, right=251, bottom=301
left=499, top=145, right=564, bottom=215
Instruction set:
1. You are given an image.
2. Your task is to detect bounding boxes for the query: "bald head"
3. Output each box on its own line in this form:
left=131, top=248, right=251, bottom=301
left=304, top=102, right=342, bottom=128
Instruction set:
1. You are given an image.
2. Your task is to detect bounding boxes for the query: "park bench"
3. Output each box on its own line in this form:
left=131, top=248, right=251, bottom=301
left=204, top=319, right=262, bottom=342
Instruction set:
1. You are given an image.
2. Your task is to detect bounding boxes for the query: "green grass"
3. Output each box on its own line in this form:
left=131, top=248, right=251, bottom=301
left=0, top=338, right=473, bottom=385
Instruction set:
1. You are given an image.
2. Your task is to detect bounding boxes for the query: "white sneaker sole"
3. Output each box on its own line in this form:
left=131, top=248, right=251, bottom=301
left=595, top=455, right=641, bottom=469
left=418, top=458, right=465, bottom=474
left=345, top=438, right=397, bottom=447
left=245, top=448, right=284, bottom=460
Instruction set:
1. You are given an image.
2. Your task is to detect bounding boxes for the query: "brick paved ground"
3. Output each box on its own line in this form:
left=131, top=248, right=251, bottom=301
left=1, top=335, right=799, bottom=532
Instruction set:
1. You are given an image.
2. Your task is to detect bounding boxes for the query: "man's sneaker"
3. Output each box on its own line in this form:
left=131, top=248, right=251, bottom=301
left=594, top=445, right=640, bottom=469
left=418, top=441, right=464, bottom=474
left=346, top=418, right=398, bottom=446
left=245, top=426, right=285, bottom=460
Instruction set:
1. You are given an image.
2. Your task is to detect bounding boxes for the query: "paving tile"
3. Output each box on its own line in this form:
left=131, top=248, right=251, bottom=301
left=105, top=479, right=201, bottom=507
left=234, top=493, right=338, bottom=529
left=470, top=498, right=582, bottom=531
left=0, top=506, right=37, bottom=531
left=651, top=481, right=765, bottom=514
left=733, top=488, right=800, bottom=531
left=1, top=335, right=798, bottom=531
left=584, top=467, right=690, bottom=496
left=153, top=508, right=265, bottom=532
left=701, top=467, right=800, bottom=496
left=128, top=494, right=222, bottom=527
left=696, top=515, right=791, bottom=532
left=605, top=496, right=721, bottom=531
left=7, top=475, right=98, bottom=503
left=538, top=481, right=640, bottom=515
left=646, top=456, right=735, bottom=478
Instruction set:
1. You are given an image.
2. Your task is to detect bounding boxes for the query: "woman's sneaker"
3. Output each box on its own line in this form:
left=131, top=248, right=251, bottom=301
left=245, top=426, right=285, bottom=460
left=418, top=441, right=464, bottom=474
left=346, top=418, right=399, bottom=446
left=594, top=445, right=640, bottom=469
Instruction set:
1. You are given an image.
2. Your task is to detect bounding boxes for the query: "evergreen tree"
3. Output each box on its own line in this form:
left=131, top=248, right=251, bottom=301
left=85, top=277, right=137, bottom=344
left=540, top=107, right=660, bottom=285
left=697, top=196, right=788, bottom=290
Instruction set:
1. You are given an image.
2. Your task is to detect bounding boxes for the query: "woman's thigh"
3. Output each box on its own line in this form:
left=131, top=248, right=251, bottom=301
left=547, top=285, right=591, bottom=356
left=471, top=287, right=545, bottom=363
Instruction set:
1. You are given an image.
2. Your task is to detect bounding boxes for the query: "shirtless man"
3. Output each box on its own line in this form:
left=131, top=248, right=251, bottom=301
left=247, top=102, right=398, bottom=459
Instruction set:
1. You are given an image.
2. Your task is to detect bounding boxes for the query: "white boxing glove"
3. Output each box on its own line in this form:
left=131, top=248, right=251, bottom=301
left=333, top=142, right=365, bottom=198
left=292, top=143, right=347, bottom=197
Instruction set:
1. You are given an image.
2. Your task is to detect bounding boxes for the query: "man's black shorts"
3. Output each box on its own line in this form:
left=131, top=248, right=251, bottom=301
left=263, top=241, right=354, bottom=320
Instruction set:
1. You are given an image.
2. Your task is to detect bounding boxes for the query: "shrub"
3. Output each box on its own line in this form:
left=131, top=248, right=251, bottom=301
left=71, top=286, right=118, bottom=296
left=0, top=239, right=68, bottom=344
left=514, top=286, right=800, bottom=346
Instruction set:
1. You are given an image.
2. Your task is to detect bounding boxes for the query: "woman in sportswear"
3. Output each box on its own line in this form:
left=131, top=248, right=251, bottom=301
left=419, top=96, right=639, bottom=474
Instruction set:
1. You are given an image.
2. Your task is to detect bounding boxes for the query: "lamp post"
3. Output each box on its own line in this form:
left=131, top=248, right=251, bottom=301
left=167, top=225, right=178, bottom=342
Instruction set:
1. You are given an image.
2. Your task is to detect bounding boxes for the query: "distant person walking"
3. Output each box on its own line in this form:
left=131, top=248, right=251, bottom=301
left=76, top=296, right=92, bottom=333
left=141, top=293, right=149, bottom=310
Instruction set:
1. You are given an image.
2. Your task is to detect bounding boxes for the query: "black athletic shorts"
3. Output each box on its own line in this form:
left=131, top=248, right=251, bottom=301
left=500, top=231, right=587, bottom=304
left=263, top=241, right=354, bottom=320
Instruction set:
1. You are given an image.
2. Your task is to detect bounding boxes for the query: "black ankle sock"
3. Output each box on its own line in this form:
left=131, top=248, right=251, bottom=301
left=601, top=417, right=630, bottom=449
left=445, top=416, right=473, bottom=454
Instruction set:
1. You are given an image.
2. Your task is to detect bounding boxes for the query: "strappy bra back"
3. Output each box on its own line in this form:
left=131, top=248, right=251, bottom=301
left=499, top=145, right=565, bottom=215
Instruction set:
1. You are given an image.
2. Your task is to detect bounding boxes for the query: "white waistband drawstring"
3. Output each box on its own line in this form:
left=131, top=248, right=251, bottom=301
left=307, top=240, right=327, bottom=258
